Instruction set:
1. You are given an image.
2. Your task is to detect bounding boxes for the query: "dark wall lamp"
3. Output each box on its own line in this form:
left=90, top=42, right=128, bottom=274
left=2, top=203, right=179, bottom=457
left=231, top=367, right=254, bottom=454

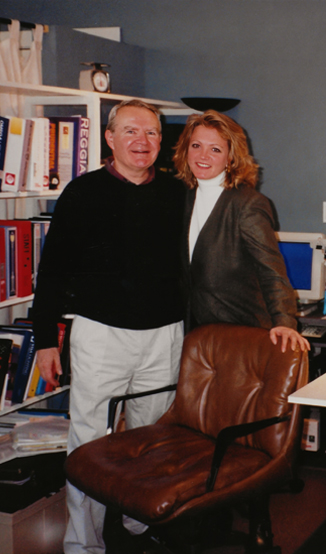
left=181, top=98, right=240, bottom=112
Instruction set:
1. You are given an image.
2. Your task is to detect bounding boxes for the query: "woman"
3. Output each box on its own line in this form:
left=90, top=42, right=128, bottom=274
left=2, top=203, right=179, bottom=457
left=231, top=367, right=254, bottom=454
left=173, top=110, right=309, bottom=352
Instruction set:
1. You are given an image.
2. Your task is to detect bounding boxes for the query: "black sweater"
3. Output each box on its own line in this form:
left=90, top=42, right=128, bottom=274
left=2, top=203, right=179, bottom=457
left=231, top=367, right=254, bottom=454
left=32, top=167, right=185, bottom=350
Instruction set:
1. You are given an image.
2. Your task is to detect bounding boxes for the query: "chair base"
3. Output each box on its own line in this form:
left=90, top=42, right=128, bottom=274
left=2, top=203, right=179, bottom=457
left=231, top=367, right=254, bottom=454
left=105, top=500, right=281, bottom=554
left=141, top=496, right=281, bottom=554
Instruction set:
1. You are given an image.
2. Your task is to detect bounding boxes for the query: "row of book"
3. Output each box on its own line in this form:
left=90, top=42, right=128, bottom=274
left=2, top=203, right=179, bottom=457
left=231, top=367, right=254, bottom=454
left=0, top=318, right=71, bottom=412
left=0, top=114, right=90, bottom=193
left=0, top=216, right=52, bottom=302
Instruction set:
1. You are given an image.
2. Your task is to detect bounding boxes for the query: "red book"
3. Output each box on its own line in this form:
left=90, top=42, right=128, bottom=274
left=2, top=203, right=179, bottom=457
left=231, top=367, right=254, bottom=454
left=0, top=227, right=6, bottom=301
left=0, top=220, right=32, bottom=298
left=44, top=322, right=67, bottom=393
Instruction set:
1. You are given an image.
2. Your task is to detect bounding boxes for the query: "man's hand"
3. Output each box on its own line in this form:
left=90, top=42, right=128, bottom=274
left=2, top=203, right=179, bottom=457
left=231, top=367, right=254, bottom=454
left=269, top=326, right=310, bottom=353
left=36, top=347, right=63, bottom=388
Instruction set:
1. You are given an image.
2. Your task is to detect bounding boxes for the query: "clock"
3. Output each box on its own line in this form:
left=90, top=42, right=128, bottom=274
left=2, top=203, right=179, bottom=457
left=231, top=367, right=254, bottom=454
left=81, top=62, right=111, bottom=93
left=92, top=66, right=110, bottom=93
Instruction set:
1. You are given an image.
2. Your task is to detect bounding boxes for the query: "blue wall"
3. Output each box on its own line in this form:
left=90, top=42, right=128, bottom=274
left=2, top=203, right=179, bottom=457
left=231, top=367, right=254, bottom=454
left=42, top=26, right=145, bottom=98
left=1, top=1, right=326, bottom=232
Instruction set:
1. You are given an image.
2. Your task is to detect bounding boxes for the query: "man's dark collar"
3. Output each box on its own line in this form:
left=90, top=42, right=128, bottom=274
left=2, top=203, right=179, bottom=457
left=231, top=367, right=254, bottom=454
left=105, top=156, right=155, bottom=184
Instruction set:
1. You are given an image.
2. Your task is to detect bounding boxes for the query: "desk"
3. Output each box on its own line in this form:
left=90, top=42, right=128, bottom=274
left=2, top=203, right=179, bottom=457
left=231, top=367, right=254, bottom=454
left=288, top=373, right=326, bottom=407
left=297, top=308, right=326, bottom=380
left=289, top=310, right=326, bottom=460
left=298, top=308, right=326, bottom=342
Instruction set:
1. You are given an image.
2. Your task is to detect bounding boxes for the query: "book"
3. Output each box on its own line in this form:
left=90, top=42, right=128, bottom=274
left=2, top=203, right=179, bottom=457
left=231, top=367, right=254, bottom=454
left=30, top=220, right=41, bottom=292
left=0, top=327, right=35, bottom=405
left=25, top=360, right=40, bottom=399
left=26, top=319, right=71, bottom=397
left=43, top=320, right=70, bottom=393
left=0, top=331, right=26, bottom=406
left=49, top=118, right=59, bottom=189
left=1, top=117, right=34, bottom=192
left=26, top=118, right=47, bottom=191
left=35, top=374, right=47, bottom=396
left=49, top=116, right=89, bottom=190
left=0, top=227, right=6, bottom=302
left=0, top=373, right=8, bottom=411
left=0, top=338, right=13, bottom=406
left=19, top=119, right=34, bottom=192
left=58, top=319, right=72, bottom=387
left=0, top=226, right=17, bottom=299
left=43, top=117, right=50, bottom=190
left=37, top=218, right=51, bottom=252
left=57, top=119, right=75, bottom=189
left=75, top=117, right=90, bottom=178
left=23, top=354, right=38, bottom=400
left=11, top=331, right=36, bottom=404
left=29, top=217, right=51, bottom=290
left=0, top=220, right=32, bottom=298
left=0, top=116, right=9, bottom=189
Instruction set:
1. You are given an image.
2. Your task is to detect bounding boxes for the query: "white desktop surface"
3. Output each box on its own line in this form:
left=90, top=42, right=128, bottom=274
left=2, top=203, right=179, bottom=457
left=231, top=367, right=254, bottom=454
left=288, top=373, right=326, bottom=407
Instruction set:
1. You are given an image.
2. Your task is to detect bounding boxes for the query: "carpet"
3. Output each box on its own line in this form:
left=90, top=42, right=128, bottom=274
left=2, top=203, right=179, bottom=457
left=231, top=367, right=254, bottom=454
left=294, top=519, right=326, bottom=554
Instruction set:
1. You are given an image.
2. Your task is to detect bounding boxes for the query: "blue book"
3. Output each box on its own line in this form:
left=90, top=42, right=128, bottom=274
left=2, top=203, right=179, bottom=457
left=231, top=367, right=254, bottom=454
left=35, top=375, right=47, bottom=396
left=49, top=116, right=81, bottom=190
left=12, top=332, right=35, bottom=404
left=0, top=327, right=35, bottom=404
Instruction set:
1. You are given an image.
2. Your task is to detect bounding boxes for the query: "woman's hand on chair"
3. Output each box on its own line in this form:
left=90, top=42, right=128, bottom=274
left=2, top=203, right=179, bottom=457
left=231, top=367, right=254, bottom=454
left=269, top=326, right=310, bottom=353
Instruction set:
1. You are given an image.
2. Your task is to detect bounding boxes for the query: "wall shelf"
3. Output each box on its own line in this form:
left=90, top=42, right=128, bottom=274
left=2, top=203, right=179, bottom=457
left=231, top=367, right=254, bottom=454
left=0, top=385, right=70, bottom=416
left=0, top=190, right=60, bottom=200
left=0, top=294, right=34, bottom=310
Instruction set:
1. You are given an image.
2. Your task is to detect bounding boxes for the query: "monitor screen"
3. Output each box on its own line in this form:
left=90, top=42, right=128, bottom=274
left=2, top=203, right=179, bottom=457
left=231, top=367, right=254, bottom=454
left=276, top=232, right=326, bottom=304
left=278, top=242, right=313, bottom=291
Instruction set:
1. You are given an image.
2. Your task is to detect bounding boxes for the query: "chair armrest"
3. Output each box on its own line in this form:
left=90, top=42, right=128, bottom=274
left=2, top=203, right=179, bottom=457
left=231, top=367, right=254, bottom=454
left=107, top=384, right=177, bottom=434
left=206, top=414, right=291, bottom=492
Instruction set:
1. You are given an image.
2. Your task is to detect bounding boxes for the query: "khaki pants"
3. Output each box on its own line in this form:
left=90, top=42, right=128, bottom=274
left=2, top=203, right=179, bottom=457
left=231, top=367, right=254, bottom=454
left=63, top=316, right=184, bottom=554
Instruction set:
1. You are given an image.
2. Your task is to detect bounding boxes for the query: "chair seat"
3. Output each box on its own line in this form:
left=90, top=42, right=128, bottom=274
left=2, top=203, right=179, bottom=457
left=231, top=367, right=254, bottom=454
left=66, top=422, right=271, bottom=524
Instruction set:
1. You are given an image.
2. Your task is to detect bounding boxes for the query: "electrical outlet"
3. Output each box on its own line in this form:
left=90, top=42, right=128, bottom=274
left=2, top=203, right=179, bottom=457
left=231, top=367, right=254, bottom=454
left=323, top=202, right=326, bottom=223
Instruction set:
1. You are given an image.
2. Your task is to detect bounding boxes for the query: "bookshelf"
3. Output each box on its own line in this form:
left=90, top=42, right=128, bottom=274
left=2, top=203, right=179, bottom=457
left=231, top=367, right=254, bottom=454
left=0, top=81, right=192, bottom=407
left=0, top=83, right=193, bottom=553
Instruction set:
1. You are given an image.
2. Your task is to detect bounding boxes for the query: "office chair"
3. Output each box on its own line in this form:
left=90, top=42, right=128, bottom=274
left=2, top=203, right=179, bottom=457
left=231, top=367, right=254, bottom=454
left=65, top=323, right=309, bottom=554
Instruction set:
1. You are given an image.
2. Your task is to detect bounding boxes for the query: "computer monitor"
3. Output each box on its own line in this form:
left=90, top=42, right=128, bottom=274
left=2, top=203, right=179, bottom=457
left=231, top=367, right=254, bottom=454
left=275, top=232, right=326, bottom=305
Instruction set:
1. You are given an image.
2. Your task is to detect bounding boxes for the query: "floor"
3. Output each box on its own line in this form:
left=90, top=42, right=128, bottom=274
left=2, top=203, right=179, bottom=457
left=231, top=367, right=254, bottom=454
left=197, top=464, right=326, bottom=554
left=269, top=466, right=326, bottom=554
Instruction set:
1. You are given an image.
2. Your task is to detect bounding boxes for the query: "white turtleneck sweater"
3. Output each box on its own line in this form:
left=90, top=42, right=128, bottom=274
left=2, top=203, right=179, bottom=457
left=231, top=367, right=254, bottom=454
left=189, top=171, right=226, bottom=261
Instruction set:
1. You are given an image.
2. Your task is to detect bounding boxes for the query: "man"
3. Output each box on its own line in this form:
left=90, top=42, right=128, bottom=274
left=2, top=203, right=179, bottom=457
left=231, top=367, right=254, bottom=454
left=32, top=99, right=185, bottom=554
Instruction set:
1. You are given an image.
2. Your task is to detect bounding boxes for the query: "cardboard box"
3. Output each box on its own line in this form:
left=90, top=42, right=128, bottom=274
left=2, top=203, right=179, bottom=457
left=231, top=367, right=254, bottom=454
left=301, top=408, right=320, bottom=452
left=0, top=487, right=67, bottom=554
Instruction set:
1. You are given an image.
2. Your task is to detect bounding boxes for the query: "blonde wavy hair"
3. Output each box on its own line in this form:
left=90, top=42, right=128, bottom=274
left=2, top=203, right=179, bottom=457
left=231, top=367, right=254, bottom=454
left=173, top=110, right=259, bottom=190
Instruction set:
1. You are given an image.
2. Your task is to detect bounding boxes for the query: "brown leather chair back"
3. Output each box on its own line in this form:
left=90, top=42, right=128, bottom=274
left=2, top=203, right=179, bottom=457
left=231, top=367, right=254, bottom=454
left=160, top=324, right=308, bottom=459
